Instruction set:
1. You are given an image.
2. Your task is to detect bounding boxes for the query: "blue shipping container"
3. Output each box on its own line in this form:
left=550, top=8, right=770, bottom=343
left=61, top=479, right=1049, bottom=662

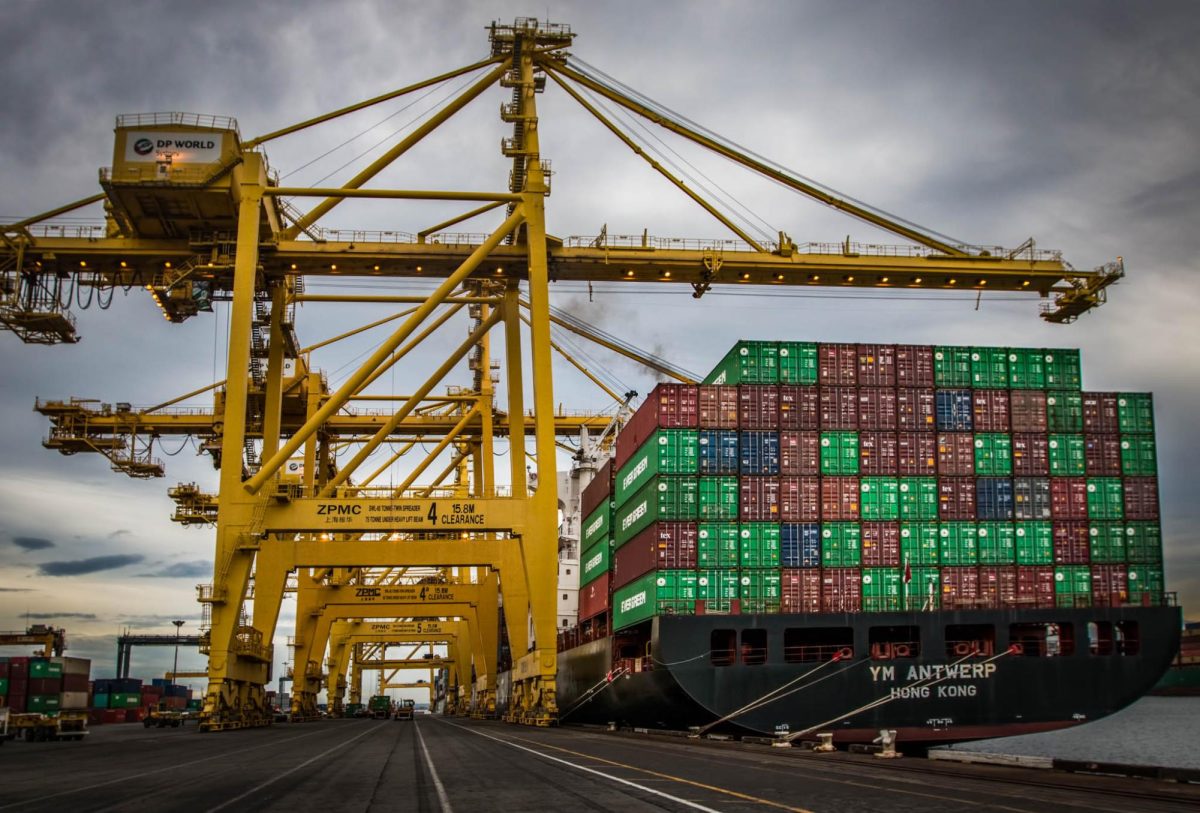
left=781, top=522, right=821, bottom=567
left=740, top=430, right=781, bottom=475
left=698, top=430, right=739, bottom=475
left=976, top=477, right=1015, bottom=520
left=936, top=389, right=974, bottom=431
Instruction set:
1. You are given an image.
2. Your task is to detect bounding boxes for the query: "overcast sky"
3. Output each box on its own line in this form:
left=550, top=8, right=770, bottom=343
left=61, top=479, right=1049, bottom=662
left=1, top=1, right=1197, bottom=693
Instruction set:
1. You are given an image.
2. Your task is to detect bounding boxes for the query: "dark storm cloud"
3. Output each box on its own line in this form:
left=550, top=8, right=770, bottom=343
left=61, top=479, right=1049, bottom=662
left=37, top=554, right=144, bottom=576
left=138, top=561, right=211, bottom=578
left=116, top=613, right=202, bottom=630
left=12, top=536, right=54, bottom=550
left=23, top=612, right=97, bottom=620
left=0, top=587, right=35, bottom=592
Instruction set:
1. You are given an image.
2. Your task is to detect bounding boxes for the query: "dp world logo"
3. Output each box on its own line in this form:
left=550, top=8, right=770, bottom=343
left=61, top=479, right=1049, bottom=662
left=133, top=137, right=154, bottom=156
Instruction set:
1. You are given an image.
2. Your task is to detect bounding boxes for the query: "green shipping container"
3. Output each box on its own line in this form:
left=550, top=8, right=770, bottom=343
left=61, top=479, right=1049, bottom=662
left=971, top=347, right=1009, bottom=388
left=29, top=660, right=63, bottom=678
left=820, top=431, right=860, bottom=475
left=93, top=693, right=110, bottom=709
left=1048, top=434, right=1086, bottom=476
left=739, top=570, right=782, bottom=612
left=778, top=341, right=819, bottom=385
left=739, top=523, right=782, bottom=567
left=821, top=522, right=862, bottom=567
left=1120, top=436, right=1157, bottom=476
left=698, top=522, right=740, bottom=567
left=580, top=538, right=611, bottom=587
left=1046, top=391, right=1083, bottom=432
left=1127, top=565, right=1164, bottom=604
left=1043, top=349, right=1082, bottom=389
left=698, top=476, right=739, bottom=521
left=1007, top=348, right=1047, bottom=389
left=0, top=677, right=7, bottom=695
left=899, top=522, right=939, bottom=565
left=110, top=693, right=142, bottom=709
left=1088, top=523, right=1126, bottom=563
left=615, top=430, right=699, bottom=505
left=860, top=477, right=899, bottom=521
left=1014, top=521, right=1054, bottom=564
left=939, top=522, right=979, bottom=565
left=697, top=569, right=740, bottom=601
left=862, top=567, right=903, bottom=611
left=1117, top=393, right=1154, bottom=434
left=1055, top=566, right=1092, bottom=608
left=1125, top=522, right=1162, bottom=563
left=612, top=572, right=658, bottom=629
left=656, top=569, right=699, bottom=612
left=581, top=503, right=611, bottom=550
left=898, top=477, right=938, bottom=520
left=704, top=340, right=779, bottom=385
left=28, top=695, right=61, bottom=713
left=934, top=346, right=972, bottom=387
left=974, top=434, right=1013, bottom=476
left=1087, top=478, right=1124, bottom=520
left=908, top=568, right=941, bottom=609
left=977, top=522, right=1016, bottom=564
left=613, top=477, right=699, bottom=546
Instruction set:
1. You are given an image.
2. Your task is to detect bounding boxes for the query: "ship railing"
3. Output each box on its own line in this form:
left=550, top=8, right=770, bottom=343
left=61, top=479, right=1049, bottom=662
left=869, top=641, right=921, bottom=659
left=710, top=647, right=735, bottom=667
left=782, top=644, right=852, bottom=663
left=615, top=656, right=652, bottom=674
left=943, top=639, right=995, bottom=658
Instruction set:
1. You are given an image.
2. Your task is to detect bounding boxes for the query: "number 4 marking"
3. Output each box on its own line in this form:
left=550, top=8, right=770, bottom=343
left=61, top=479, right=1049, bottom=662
left=427, top=502, right=437, bottom=524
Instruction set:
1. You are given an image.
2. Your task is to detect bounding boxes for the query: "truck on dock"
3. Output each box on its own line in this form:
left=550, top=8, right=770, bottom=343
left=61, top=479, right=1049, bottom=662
left=394, top=699, right=415, bottom=721
left=367, top=695, right=392, bottom=720
left=2, top=709, right=88, bottom=742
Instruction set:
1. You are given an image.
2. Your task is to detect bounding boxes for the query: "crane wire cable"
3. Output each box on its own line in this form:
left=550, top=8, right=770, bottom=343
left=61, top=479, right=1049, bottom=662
left=547, top=302, right=701, bottom=381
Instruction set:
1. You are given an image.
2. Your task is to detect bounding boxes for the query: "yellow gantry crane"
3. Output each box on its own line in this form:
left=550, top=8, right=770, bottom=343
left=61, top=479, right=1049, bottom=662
left=0, top=19, right=1119, bottom=731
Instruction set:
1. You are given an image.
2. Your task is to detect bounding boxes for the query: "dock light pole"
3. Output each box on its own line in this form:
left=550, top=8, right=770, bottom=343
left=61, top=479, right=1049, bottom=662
left=171, top=619, right=185, bottom=683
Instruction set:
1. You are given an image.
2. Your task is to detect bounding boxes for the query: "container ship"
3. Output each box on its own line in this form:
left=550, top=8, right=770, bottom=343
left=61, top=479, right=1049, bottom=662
left=513, top=340, right=1181, bottom=745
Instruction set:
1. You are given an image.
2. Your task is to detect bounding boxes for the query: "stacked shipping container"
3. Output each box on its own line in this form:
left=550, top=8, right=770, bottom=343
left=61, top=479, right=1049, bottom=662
left=0, top=656, right=90, bottom=713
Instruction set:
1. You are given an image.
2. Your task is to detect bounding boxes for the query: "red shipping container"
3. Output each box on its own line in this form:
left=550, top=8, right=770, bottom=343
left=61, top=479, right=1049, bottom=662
left=937, top=432, right=975, bottom=476
left=616, top=384, right=699, bottom=469
left=0, top=661, right=8, bottom=678
left=8, top=657, right=29, bottom=679
left=779, top=476, right=820, bottom=521
left=581, top=459, right=613, bottom=518
left=781, top=569, right=822, bottom=613
left=821, top=476, right=861, bottom=520
left=1050, top=478, right=1088, bottom=519
left=972, top=390, right=1010, bottom=432
left=740, top=476, right=781, bottom=521
left=897, top=388, right=936, bottom=431
left=127, top=709, right=147, bottom=723
left=739, top=385, right=780, bottom=430
left=821, top=568, right=863, bottom=612
left=1092, top=564, right=1128, bottom=607
left=1012, top=433, right=1049, bottom=476
left=28, top=678, right=60, bottom=695
left=897, top=432, right=936, bottom=475
left=895, top=345, right=935, bottom=387
left=858, top=388, right=897, bottom=431
left=1010, top=391, right=1048, bottom=433
left=979, top=566, right=1018, bottom=607
left=942, top=567, right=981, bottom=610
left=1053, top=521, right=1091, bottom=564
left=143, top=684, right=163, bottom=697
left=62, top=673, right=89, bottom=692
left=1124, top=477, right=1159, bottom=519
left=819, top=343, right=858, bottom=386
left=778, top=385, right=819, bottom=430
left=938, top=477, right=976, bottom=520
left=698, top=385, right=739, bottom=428
left=7, top=692, right=26, bottom=713
left=1082, top=392, right=1120, bottom=434
left=859, top=431, right=899, bottom=475
left=857, top=344, right=897, bottom=387
left=101, top=709, right=124, bottom=724
left=779, top=431, right=819, bottom=475
left=579, top=573, right=611, bottom=621
left=1016, top=566, right=1055, bottom=608
left=1085, top=437, right=1121, bottom=476
left=819, top=387, right=858, bottom=430
left=613, top=522, right=698, bottom=588
left=861, top=522, right=900, bottom=566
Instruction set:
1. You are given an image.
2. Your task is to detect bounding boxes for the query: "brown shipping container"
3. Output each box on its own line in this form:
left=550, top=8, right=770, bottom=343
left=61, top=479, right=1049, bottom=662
left=779, top=431, right=819, bottom=475
left=579, top=573, right=611, bottom=621
left=897, top=432, right=936, bottom=475
left=858, top=388, right=897, bottom=431
left=897, top=388, right=936, bottom=431
left=972, top=390, right=1011, bottom=433
left=1012, top=434, right=1050, bottom=476
left=942, top=567, right=981, bottom=609
left=1092, top=564, right=1128, bottom=607
left=1010, top=391, right=1048, bottom=433
left=1085, top=437, right=1121, bottom=476
left=698, top=386, right=739, bottom=428
left=937, top=432, right=975, bottom=476
left=781, top=569, right=822, bottom=613
left=821, top=568, right=863, bottom=612
left=739, top=385, right=780, bottom=430
left=821, top=476, right=861, bottom=520
left=895, top=345, right=935, bottom=387
left=28, top=678, right=60, bottom=695
left=1016, top=566, right=1055, bottom=608
left=616, top=384, right=699, bottom=469
left=1124, top=477, right=1160, bottom=519
left=1050, top=478, right=1088, bottom=519
left=62, top=673, right=89, bottom=692
left=819, top=343, right=858, bottom=386
left=857, top=344, right=897, bottom=387
left=613, top=522, right=699, bottom=589
left=779, top=475, right=820, bottom=521
left=740, top=476, right=781, bottom=521
left=778, top=385, right=819, bottom=430
left=861, top=522, right=900, bottom=566
left=580, top=459, right=614, bottom=519
left=1053, top=521, right=1091, bottom=564
left=1082, top=392, right=1120, bottom=434
left=819, top=387, right=859, bottom=430
left=980, top=566, right=1018, bottom=607
left=938, top=477, right=977, bottom=520
left=859, top=431, right=899, bottom=475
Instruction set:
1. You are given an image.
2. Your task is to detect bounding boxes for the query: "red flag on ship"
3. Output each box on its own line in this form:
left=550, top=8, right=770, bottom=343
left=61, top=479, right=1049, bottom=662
left=903, top=553, right=912, bottom=584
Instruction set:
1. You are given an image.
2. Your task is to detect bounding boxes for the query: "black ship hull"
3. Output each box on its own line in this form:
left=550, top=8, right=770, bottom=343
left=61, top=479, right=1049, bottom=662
left=546, top=605, right=1180, bottom=744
